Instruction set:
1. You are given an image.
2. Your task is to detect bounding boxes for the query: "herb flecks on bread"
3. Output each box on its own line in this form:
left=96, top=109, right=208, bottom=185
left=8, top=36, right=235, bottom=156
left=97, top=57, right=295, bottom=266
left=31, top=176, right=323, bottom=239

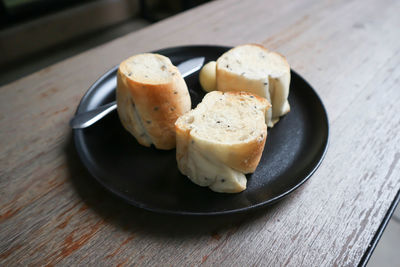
left=175, top=91, right=270, bottom=193
left=117, top=53, right=191, bottom=150
left=200, top=44, right=291, bottom=127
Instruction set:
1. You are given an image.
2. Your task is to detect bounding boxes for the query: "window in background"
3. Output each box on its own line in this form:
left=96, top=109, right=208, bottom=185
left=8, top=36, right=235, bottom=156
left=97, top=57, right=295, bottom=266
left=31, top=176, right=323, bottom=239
left=0, top=0, right=93, bottom=28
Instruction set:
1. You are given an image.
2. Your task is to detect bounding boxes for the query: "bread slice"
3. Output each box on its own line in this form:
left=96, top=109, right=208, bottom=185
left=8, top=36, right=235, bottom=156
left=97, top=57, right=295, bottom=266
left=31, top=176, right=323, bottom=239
left=202, top=44, right=290, bottom=127
left=175, top=91, right=271, bottom=193
left=117, top=53, right=191, bottom=150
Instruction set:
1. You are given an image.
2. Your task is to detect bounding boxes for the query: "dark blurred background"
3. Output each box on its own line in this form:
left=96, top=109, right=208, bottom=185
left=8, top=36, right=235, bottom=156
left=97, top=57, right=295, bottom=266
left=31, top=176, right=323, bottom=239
left=0, top=0, right=210, bottom=85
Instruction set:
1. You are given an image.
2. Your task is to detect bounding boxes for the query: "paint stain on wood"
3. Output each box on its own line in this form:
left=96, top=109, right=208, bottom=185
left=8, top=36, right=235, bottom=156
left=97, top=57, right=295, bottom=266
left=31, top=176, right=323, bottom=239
left=79, top=204, right=88, bottom=212
left=29, top=242, right=47, bottom=257
left=0, top=207, right=22, bottom=222
left=56, top=202, right=81, bottom=220
left=0, top=175, right=68, bottom=223
left=201, top=255, right=209, bottom=264
left=56, top=204, right=90, bottom=230
left=211, top=232, right=221, bottom=241
left=116, top=257, right=129, bottom=267
left=47, top=176, right=65, bottom=187
left=104, top=235, right=135, bottom=259
left=52, top=107, right=69, bottom=116
left=1, top=163, right=67, bottom=224
left=57, top=215, right=73, bottom=229
left=61, top=220, right=103, bottom=256
left=201, top=226, right=239, bottom=264
left=40, top=87, right=59, bottom=98
left=45, top=220, right=104, bottom=265
left=0, top=244, right=22, bottom=259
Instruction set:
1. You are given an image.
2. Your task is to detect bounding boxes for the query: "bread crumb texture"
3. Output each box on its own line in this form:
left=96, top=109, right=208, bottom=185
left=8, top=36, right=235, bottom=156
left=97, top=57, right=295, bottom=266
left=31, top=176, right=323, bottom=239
left=175, top=91, right=270, bottom=193
left=117, top=53, right=191, bottom=150
left=120, top=53, right=177, bottom=84
left=214, top=44, right=291, bottom=127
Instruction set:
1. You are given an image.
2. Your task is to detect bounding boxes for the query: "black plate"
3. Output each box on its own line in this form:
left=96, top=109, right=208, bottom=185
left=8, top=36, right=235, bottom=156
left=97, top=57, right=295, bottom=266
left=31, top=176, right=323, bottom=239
left=73, top=45, right=329, bottom=215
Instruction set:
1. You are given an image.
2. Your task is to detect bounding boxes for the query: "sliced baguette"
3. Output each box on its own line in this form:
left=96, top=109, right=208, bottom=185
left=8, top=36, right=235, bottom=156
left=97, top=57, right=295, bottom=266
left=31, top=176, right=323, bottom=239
left=216, top=44, right=290, bottom=127
left=117, top=53, right=191, bottom=150
left=199, top=44, right=290, bottom=127
left=175, top=91, right=271, bottom=193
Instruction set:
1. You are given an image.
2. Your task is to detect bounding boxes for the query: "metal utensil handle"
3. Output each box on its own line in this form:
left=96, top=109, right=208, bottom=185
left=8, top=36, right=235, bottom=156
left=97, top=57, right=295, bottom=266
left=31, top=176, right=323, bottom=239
left=70, top=101, right=117, bottom=129
left=70, top=57, right=205, bottom=129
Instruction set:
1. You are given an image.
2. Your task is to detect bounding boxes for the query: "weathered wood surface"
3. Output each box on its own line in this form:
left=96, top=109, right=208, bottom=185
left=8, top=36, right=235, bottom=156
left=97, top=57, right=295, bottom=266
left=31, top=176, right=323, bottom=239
left=1, top=0, right=400, bottom=265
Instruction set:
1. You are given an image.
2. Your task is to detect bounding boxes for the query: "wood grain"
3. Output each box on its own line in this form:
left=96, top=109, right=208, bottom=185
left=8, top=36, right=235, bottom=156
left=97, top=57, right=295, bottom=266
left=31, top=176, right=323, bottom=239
left=1, top=0, right=400, bottom=265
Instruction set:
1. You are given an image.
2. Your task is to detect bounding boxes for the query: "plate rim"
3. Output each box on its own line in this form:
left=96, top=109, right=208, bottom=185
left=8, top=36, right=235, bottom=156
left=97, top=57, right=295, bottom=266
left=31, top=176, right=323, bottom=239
left=73, top=45, right=330, bottom=216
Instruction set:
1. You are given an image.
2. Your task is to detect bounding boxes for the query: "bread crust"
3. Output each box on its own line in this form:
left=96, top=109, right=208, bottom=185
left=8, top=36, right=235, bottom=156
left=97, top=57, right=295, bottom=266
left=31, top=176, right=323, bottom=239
left=175, top=91, right=269, bottom=193
left=186, top=92, right=268, bottom=173
left=117, top=54, right=191, bottom=150
left=215, top=44, right=290, bottom=127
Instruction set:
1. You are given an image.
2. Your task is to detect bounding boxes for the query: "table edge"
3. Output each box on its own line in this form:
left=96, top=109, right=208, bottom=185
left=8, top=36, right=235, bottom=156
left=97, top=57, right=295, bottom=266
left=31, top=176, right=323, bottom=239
left=359, top=189, right=400, bottom=267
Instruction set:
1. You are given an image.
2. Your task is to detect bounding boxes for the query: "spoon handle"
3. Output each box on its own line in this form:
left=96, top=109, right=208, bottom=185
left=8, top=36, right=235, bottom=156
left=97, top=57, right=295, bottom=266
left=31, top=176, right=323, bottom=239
left=70, top=101, right=117, bottom=129
left=70, top=57, right=205, bottom=129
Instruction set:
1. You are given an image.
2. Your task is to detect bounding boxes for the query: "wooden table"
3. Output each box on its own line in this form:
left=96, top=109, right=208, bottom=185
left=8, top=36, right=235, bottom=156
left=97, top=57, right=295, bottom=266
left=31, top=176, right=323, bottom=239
left=1, top=0, right=399, bottom=265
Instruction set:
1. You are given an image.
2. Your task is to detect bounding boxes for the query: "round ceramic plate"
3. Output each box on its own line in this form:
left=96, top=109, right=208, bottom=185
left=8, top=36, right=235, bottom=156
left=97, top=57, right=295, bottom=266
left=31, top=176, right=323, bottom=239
left=73, top=45, right=329, bottom=215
